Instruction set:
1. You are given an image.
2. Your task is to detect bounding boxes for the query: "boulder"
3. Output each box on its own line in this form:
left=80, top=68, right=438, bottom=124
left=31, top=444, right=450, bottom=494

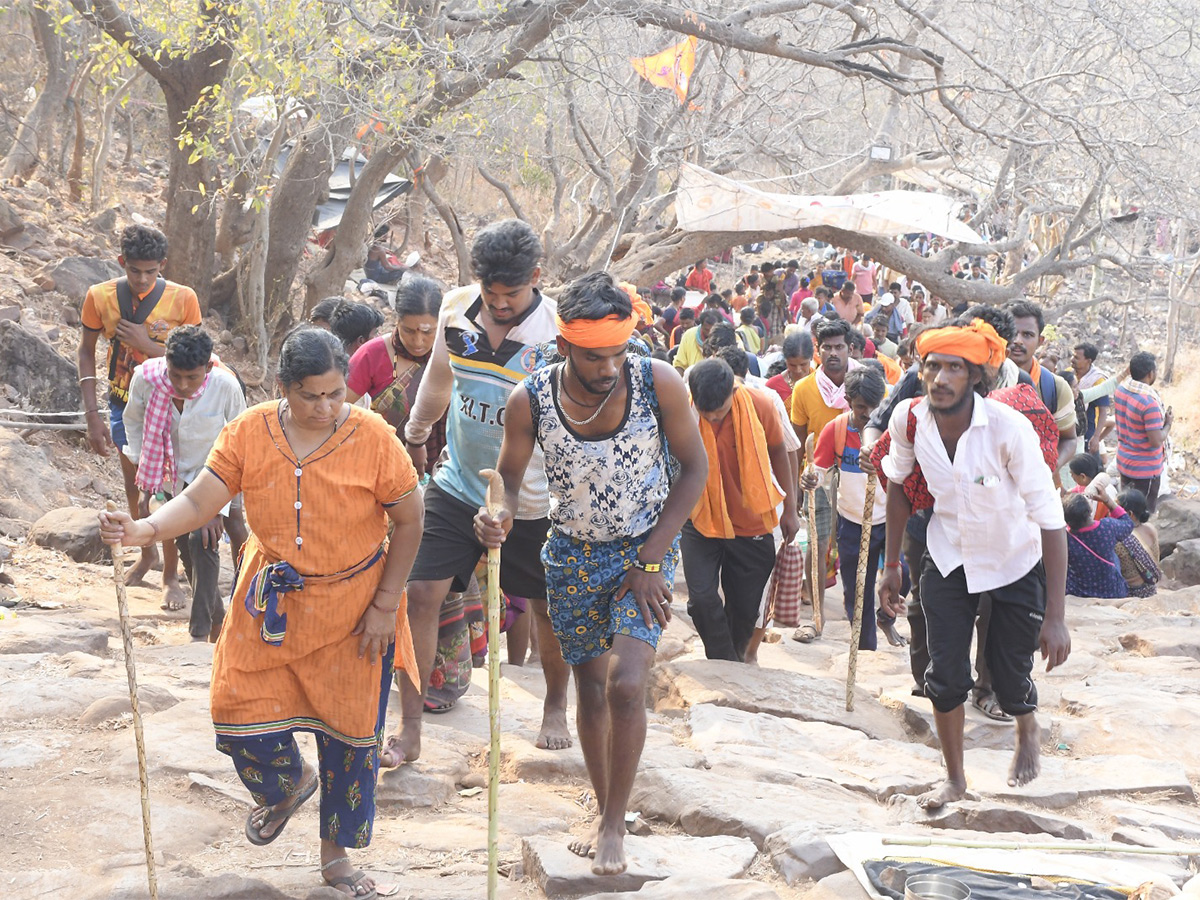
left=763, top=825, right=846, bottom=884
left=29, top=506, right=109, bottom=563
left=35, top=256, right=121, bottom=303
left=0, top=193, right=23, bottom=241
left=910, top=799, right=1095, bottom=839
left=78, top=685, right=180, bottom=724
left=523, top=833, right=758, bottom=898
left=0, top=320, right=82, bottom=412
left=1161, top=540, right=1200, bottom=587
left=0, top=616, right=109, bottom=656
left=1156, top=497, right=1200, bottom=557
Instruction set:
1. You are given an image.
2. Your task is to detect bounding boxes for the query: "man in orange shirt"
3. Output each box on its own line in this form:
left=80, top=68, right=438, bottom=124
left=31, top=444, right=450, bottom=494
left=681, top=358, right=799, bottom=661
left=684, top=259, right=714, bottom=293
left=77, top=224, right=202, bottom=602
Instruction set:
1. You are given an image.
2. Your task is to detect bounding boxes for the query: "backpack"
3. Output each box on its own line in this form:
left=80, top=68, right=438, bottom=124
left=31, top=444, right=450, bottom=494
left=1036, top=367, right=1058, bottom=417
left=869, top=384, right=1059, bottom=511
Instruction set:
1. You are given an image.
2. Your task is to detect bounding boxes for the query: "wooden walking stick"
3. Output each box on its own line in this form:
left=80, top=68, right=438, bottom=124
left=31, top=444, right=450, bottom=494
left=846, top=473, right=877, bottom=712
left=804, top=434, right=823, bottom=636
left=105, top=501, right=158, bottom=900
left=479, top=470, right=504, bottom=900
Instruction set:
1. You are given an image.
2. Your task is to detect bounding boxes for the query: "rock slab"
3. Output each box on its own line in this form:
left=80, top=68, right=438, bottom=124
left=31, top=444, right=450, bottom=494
left=577, top=875, right=780, bottom=900
left=29, top=506, right=110, bottom=563
left=523, top=833, right=758, bottom=898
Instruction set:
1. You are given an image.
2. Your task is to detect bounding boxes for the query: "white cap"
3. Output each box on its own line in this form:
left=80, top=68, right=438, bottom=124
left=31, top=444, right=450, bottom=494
left=878, top=292, right=896, bottom=306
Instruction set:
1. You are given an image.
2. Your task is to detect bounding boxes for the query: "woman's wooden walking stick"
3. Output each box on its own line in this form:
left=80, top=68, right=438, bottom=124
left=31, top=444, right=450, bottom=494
left=804, top=435, right=823, bottom=636
left=846, top=473, right=877, bottom=712
left=480, top=470, right=504, bottom=900
left=105, top=501, right=158, bottom=900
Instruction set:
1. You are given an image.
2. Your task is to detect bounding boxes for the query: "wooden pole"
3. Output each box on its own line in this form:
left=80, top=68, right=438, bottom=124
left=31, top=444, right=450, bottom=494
left=479, top=469, right=504, bottom=900
left=804, top=434, right=823, bottom=636
left=846, top=473, right=877, bottom=712
left=105, top=501, right=158, bottom=900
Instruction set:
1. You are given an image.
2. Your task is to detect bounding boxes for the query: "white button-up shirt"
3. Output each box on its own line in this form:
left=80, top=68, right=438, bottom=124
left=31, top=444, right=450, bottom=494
left=123, top=366, right=247, bottom=491
left=882, top=395, right=1065, bottom=593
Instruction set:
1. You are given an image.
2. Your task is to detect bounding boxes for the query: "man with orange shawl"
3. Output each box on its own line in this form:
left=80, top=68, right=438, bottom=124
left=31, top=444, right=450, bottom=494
left=475, top=273, right=707, bottom=877
left=682, top=357, right=800, bottom=661
left=877, top=320, right=1070, bottom=811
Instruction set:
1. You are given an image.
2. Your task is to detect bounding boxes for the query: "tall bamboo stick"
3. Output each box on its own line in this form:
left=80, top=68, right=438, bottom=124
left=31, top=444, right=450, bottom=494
left=846, top=472, right=877, bottom=712
left=480, top=469, right=504, bottom=900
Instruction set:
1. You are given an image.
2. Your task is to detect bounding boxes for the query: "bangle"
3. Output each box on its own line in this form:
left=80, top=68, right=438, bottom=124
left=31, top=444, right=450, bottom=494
left=631, top=559, right=662, bottom=574
left=884, top=561, right=902, bottom=569
left=376, top=587, right=405, bottom=594
left=78, top=375, right=99, bottom=384
left=146, top=518, right=161, bottom=542
left=371, top=599, right=401, bottom=613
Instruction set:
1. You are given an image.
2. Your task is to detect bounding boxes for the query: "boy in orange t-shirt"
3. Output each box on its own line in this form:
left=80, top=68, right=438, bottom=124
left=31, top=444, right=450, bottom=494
left=77, top=224, right=201, bottom=601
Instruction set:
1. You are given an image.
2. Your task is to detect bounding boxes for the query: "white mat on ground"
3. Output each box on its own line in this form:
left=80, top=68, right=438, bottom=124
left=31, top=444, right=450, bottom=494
left=827, top=832, right=1178, bottom=900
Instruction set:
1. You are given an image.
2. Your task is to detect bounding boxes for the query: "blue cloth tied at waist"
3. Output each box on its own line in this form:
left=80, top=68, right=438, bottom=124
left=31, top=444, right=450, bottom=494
left=244, top=544, right=387, bottom=646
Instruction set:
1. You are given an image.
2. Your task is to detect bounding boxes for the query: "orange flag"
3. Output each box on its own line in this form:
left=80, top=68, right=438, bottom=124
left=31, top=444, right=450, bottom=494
left=631, top=36, right=697, bottom=104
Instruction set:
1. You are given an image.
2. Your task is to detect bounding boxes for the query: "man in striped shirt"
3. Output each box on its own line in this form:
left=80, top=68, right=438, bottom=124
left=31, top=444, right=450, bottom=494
left=1113, top=351, right=1172, bottom=513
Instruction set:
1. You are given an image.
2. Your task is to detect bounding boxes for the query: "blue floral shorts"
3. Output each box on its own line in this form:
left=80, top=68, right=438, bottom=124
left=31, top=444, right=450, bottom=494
left=542, top=529, right=681, bottom=665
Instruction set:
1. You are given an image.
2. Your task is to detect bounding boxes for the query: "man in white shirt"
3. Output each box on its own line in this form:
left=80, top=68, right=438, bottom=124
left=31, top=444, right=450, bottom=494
left=124, top=326, right=247, bottom=640
left=878, top=320, right=1070, bottom=810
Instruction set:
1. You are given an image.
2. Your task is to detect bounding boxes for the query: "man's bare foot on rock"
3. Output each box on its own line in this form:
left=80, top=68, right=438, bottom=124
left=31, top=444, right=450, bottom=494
left=379, top=718, right=421, bottom=768
left=568, top=819, right=600, bottom=859
left=124, top=544, right=160, bottom=587
left=161, top=578, right=187, bottom=612
left=591, top=825, right=628, bottom=876
left=1008, top=714, right=1041, bottom=787
left=917, top=777, right=968, bottom=810
left=878, top=617, right=908, bottom=647
left=536, top=705, right=572, bottom=750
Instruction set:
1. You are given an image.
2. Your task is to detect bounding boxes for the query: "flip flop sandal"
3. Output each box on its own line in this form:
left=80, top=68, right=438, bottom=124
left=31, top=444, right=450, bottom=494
left=321, top=858, right=378, bottom=900
left=792, top=624, right=819, bottom=644
left=244, top=774, right=318, bottom=846
left=972, top=693, right=1013, bottom=722
left=423, top=699, right=456, bottom=714
left=377, top=736, right=407, bottom=769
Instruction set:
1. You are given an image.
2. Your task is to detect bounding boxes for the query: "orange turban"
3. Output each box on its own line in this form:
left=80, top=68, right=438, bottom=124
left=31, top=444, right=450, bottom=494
left=916, top=319, right=1008, bottom=370
left=618, top=281, right=655, bottom=328
left=556, top=313, right=637, bottom=348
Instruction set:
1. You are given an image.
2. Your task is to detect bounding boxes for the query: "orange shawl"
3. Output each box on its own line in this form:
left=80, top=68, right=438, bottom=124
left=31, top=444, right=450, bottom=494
left=692, top=386, right=784, bottom=539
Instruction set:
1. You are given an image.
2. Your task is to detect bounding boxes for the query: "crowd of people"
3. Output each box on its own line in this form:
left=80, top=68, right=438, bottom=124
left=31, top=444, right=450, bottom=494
left=84, top=224, right=1174, bottom=896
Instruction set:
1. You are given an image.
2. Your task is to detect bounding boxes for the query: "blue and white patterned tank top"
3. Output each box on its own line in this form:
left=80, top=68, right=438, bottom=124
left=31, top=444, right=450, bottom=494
left=526, top=356, right=671, bottom=543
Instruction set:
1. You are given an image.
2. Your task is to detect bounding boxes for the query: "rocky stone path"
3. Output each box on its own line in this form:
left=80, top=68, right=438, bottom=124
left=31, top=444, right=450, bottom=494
left=1, top=541, right=1199, bottom=899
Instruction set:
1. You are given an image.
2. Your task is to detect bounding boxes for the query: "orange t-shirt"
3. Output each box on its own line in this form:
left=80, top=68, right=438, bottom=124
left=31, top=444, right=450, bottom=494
left=711, top=387, right=785, bottom=537
left=81, top=278, right=201, bottom=402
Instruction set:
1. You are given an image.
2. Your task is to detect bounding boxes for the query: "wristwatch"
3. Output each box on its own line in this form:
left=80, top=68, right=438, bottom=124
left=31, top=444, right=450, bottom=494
left=631, top=558, right=662, bottom=574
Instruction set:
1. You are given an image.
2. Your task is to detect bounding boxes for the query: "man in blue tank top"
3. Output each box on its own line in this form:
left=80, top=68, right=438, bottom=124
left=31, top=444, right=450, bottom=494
left=475, top=273, right=708, bottom=877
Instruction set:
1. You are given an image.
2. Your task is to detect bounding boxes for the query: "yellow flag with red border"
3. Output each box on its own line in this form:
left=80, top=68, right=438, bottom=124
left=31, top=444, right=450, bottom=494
left=631, top=36, right=697, bottom=104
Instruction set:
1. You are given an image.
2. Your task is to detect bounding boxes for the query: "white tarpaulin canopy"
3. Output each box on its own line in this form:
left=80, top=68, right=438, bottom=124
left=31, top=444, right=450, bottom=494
left=675, top=163, right=984, bottom=243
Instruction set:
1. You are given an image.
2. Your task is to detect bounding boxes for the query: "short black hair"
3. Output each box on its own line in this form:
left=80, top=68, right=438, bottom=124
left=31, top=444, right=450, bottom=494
left=1074, top=342, right=1099, bottom=362
left=847, top=329, right=866, bottom=352
left=679, top=307, right=696, bottom=322
left=814, top=286, right=832, bottom=300
left=557, top=272, right=633, bottom=324
left=698, top=309, right=724, bottom=328
left=329, top=300, right=384, bottom=351
left=278, top=326, right=349, bottom=386
left=688, top=358, right=735, bottom=412
left=395, top=275, right=443, bottom=319
left=670, top=287, right=687, bottom=303
left=1068, top=453, right=1103, bottom=479
left=120, top=224, right=168, bottom=262
left=1130, top=350, right=1156, bottom=381
left=765, top=358, right=787, bottom=378
left=310, top=296, right=342, bottom=325
left=164, top=325, right=213, bottom=370
left=1117, top=488, right=1151, bottom=524
left=844, top=365, right=886, bottom=407
left=702, top=323, right=739, bottom=356
left=1006, top=300, right=1045, bottom=335
left=782, top=330, right=813, bottom=360
left=959, top=304, right=1017, bottom=344
left=814, top=317, right=851, bottom=346
left=739, top=306, right=757, bottom=324
left=470, top=219, right=542, bottom=287
left=717, top=345, right=749, bottom=377
left=1063, top=493, right=1092, bottom=531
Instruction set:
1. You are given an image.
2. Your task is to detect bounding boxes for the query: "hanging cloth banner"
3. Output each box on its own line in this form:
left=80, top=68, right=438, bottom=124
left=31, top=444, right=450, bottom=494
left=631, top=36, right=697, bottom=103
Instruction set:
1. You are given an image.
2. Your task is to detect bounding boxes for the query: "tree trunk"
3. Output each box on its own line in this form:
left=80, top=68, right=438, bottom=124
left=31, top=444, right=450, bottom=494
left=304, top=143, right=407, bottom=308
left=91, top=69, right=143, bottom=211
left=266, top=127, right=332, bottom=327
left=1, top=4, right=76, bottom=181
left=1163, top=223, right=1187, bottom=384
left=237, top=205, right=272, bottom=374
left=66, top=92, right=87, bottom=202
left=414, top=153, right=470, bottom=284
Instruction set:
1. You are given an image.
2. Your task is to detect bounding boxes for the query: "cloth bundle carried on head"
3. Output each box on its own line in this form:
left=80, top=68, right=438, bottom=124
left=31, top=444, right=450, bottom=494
left=915, top=319, right=1007, bottom=369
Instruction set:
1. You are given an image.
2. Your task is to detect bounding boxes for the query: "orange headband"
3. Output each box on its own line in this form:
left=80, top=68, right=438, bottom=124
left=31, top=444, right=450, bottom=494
left=916, top=319, right=1008, bottom=369
left=556, top=313, right=637, bottom=348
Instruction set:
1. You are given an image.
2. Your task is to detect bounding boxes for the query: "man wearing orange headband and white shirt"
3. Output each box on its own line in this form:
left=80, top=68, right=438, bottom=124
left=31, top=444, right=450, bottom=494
left=475, top=272, right=707, bottom=877
left=877, top=320, right=1070, bottom=810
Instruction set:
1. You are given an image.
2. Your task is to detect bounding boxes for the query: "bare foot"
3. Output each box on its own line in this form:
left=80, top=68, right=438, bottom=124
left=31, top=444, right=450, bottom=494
left=744, top=653, right=759, bottom=666
left=380, top=717, right=421, bottom=768
left=536, top=703, right=572, bottom=750
left=878, top=617, right=908, bottom=647
left=568, top=819, right=600, bottom=859
left=591, top=825, right=628, bottom=876
left=916, top=777, right=967, bottom=810
left=1008, top=714, right=1041, bottom=787
left=161, top=578, right=187, bottom=612
left=124, top=544, right=160, bottom=587
left=321, top=852, right=376, bottom=898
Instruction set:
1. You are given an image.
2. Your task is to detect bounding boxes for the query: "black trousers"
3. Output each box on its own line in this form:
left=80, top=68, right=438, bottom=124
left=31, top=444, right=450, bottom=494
left=920, top=557, right=1045, bottom=716
left=1120, top=474, right=1161, bottom=515
left=178, top=530, right=223, bottom=639
left=680, top=521, right=776, bottom=661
